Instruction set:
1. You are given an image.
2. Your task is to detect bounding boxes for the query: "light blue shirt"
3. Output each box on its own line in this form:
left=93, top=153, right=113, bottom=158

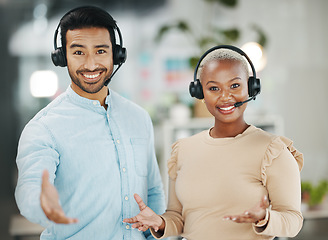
left=15, top=86, right=166, bottom=240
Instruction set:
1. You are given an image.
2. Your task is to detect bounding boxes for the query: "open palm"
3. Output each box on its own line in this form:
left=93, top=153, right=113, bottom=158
left=223, top=195, right=270, bottom=224
left=123, top=194, right=164, bottom=232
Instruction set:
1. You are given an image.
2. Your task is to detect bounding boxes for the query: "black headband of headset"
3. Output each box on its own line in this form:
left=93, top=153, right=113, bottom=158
left=193, top=44, right=256, bottom=82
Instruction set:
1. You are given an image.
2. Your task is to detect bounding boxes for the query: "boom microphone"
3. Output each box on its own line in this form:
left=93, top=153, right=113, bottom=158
left=234, top=96, right=256, bottom=108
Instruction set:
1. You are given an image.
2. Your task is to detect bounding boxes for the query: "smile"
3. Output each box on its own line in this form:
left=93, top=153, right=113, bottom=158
left=219, top=106, right=234, bottom=111
left=82, top=72, right=101, bottom=79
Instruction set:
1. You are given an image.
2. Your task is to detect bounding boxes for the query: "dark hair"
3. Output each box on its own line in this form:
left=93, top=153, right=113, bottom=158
left=59, top=6, right=117, bottom=54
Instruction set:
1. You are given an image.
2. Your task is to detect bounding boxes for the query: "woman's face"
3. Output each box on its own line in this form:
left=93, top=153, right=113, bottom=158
left=200, top=59, right=249, bottom=125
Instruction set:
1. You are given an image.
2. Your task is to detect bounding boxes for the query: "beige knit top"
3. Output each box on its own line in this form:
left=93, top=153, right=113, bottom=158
left=152, top=125, right=304, bottom=240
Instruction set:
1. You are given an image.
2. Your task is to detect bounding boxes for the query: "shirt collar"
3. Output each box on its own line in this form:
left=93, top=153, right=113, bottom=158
left=66, top=85, right=111, bottom=113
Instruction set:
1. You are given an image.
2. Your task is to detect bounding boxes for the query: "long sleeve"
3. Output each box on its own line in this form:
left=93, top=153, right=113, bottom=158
left=254, top=136, right=304, bottom=237
left=151, top=141, right=184, bottom=239
left=15, top=120, right=59, bottom=227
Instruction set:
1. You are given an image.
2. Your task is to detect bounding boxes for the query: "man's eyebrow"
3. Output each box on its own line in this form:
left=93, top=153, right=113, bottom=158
left=95, top=44, right=110, bottom=49
left=69, top=44, right=110, bottom=49
left=70, top=44, right=84, bottom=49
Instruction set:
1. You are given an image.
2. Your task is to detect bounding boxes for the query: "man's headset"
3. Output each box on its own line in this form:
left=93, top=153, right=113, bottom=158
left=189, top=45, right=261, bottom=107
left=51, top=6, right=127, bottom=82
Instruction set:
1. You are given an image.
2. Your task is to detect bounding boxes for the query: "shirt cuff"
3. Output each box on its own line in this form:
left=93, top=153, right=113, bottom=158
left=255, top=208, right=269, bottom=227
left=149, top=216, right=166, bottom=239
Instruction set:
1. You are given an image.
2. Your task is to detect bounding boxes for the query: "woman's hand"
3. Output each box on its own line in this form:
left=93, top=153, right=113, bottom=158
left=123, top=193, right=165, bottom=232
left=223, top=195, right=269, bottom=224
left=40, top=170, right=78, bottom=224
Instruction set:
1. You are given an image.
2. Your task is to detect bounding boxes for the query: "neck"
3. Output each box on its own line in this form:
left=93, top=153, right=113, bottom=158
left=211, top=119, right=249, bottom=138
left=71, top=84, right=108, bottom=108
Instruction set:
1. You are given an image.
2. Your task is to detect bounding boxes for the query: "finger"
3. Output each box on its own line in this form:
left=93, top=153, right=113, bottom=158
left=261, top=195, right=270, bottom=208
left=56, top=216, right=78, bottom=224
left=48, top=209, right=78, bottom=224
left=40, top=195, right=51, bottom=214
left=132, top=222, right=143, bottom=229
left=244, top=210, right=256, bottom=218
left=123, top=216, right=139, bottom=223
left=48, top=208, right=66, bottom=222
left=230, top=214, right=254, bottom=223
left=223, top=215, right=232, bottom=220
left=134, top=194, right=147, bottom=211
left=138, top=224, right=149, bottom=232
left=42, top=170, right=50, bottom=188
left=234, top=216, right=254, bottom=223
left=223, top=214, right=254, bottom=223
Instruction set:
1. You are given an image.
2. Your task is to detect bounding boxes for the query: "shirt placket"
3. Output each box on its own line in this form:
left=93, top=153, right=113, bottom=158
left=106, top=109, right=131, bottom=239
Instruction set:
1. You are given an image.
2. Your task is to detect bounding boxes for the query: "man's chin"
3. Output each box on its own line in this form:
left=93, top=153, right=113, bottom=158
left=83, top=84, right=106, bottom=94
left=75, top=80, right=105, bottom=94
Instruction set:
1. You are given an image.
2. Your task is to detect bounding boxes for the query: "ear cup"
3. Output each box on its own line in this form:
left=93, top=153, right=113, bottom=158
left=113, top=45, right=127, bottom=65
left=248, top=76, right=261, bottom=97
left=189, top=79, right=204, bottom=99
left=51, top=47, right=67, bottom=67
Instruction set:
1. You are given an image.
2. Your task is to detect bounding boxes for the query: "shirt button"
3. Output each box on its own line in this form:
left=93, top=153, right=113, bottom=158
left=126, top=225, right=130, bottom=229
left=124, top=196, right=129, bottom=201
left=122, top=168, right=126, bottom=172
left=107, top=113, right=109, bottom=118
left=117, top=140, right=120, bottom=144
left=93, top=101, right=98, bottom=106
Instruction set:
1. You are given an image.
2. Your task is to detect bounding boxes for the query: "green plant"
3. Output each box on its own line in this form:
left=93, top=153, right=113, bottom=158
left=301, top=180, right=328, bottom=207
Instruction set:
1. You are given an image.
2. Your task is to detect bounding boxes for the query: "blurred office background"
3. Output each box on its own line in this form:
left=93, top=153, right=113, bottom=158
left=1, top=0, right=328, bottom=239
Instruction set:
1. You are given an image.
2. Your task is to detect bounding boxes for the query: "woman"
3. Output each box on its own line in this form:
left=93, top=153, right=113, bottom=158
left=124, top=45, right=304, bottom=239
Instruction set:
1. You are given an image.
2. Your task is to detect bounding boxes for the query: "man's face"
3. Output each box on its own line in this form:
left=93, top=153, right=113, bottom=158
left=65, top=27, right=113, bottom=98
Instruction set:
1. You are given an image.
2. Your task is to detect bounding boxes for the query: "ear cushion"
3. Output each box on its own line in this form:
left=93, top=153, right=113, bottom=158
left=248, top=76, right=261, bottom=97
left=113, top=45, right=127, bottom=65
left=189, top=79, right=204, bottom=99
left=51, top=47, right=67, bottom=67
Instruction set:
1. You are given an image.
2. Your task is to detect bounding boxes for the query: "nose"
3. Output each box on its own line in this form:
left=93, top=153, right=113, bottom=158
left=219, top=88, right=232, bottom=101
left=84, top=55, right=99, bottom=71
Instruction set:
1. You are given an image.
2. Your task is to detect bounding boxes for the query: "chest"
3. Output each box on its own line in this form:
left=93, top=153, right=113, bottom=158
left=51, top=114, right=150, bottom=185
left=175, top=143, right=267, bottom=211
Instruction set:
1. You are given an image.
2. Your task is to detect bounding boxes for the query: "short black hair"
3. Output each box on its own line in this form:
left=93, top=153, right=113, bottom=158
left=59, top=6, right=117, bottom=54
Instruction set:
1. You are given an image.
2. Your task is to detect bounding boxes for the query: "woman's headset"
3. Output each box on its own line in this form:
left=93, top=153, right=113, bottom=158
left=51, top=6, right=127, bottom=67
left=189, top=45, right=261, bottom=101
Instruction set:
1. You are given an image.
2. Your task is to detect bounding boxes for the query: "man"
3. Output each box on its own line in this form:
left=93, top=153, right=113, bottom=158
left=15, top=6, right=165, bottom=239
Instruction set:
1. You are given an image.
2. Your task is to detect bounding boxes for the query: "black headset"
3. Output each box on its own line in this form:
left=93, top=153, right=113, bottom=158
left=51, top=6, right=127, bottom=68
left=189, top=45, right=261, bottom=103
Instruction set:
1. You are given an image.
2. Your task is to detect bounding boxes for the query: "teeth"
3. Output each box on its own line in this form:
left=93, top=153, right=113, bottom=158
left=220, top=106, right=234, bottom=111
left=83, top=73, right=100, bottom=79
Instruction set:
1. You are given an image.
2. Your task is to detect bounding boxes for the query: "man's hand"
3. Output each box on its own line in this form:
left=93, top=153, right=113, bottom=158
left=123, top=194, right=165, bottom=232
left=223, top=195, right=270, bottom=224
left=40, top=170, right=78, bottom=224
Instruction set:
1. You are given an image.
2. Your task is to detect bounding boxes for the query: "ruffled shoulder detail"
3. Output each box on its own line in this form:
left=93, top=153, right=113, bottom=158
left=261, top=136, right=304, bottom=187
left=167, top=140, right=180, bottom=180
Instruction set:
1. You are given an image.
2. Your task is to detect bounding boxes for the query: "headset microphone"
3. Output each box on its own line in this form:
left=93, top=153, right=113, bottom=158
left=234, top=96, right=256, bottom=108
